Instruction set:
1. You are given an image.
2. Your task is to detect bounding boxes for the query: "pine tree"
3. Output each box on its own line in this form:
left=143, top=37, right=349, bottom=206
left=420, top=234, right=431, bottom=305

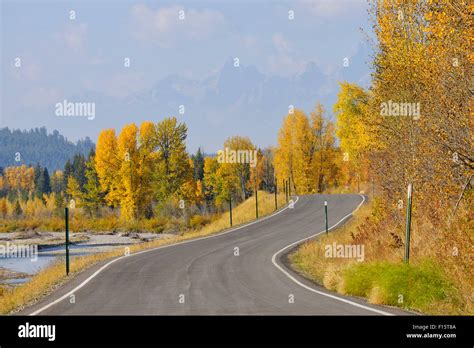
left=34, top=163, right=42, bottom=198
left=75, top=154, right=87, bottom=188
left=82, top=152, right=103, bottom=217
left=42, top=167, right=51, bottom=195
left=191, top=148, right=205, bottom=181
left=13, top=200, right=22, bottom=218
left=33, top=165, right=51, bottom=198
left=63, top=159, right=73, bottom=188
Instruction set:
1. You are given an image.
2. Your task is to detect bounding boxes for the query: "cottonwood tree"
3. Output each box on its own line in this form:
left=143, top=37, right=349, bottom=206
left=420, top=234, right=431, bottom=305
left=219, top=136, right=256, bottom=201
left=275, top=107, right=339, bottom=194
left=334, top=82, right=374, bottom=190
left=153, top=117, right=192, bottom=212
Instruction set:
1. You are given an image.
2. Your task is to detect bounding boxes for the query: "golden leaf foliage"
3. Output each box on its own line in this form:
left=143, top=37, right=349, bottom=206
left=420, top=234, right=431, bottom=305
left=274, top=105, right=338, bottom=194
left=94, top=118, right=193, bottom=221
left=368, top=0, right=472, bottom=215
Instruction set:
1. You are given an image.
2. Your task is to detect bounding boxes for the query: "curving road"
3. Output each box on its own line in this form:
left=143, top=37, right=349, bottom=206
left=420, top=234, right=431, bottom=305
left=24, top=194, right=408, bottom=315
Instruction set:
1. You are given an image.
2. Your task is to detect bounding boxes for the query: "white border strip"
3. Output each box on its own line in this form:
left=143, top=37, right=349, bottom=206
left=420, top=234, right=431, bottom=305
left=272, top=194, right=394, bottom=316
left=30, top=197, right=298, bottom=315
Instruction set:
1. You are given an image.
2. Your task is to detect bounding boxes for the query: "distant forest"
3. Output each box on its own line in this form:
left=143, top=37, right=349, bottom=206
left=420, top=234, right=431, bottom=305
left=0, top=127, right=95, bottom=171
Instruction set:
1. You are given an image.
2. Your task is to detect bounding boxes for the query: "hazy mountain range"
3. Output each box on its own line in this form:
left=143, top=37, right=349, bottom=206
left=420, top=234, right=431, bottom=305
left=3, top=46, right=372, bottom=156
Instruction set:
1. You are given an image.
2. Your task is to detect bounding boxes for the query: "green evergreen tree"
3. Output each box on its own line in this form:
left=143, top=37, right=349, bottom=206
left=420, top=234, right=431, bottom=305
left=72, top=154, right=87, bottom=189
left=7, top=190, right=17, bottom=203
left=63, top=159, right=73, bottom=188
left=13, top=200, right=22, bottom=218
left=34, top=165, right=52, bottom=198
left=192, top=147, right=205, bottom=181
left=34, top=163, right=42, bottom=197
left=41, top=167, right=51, bottom=194
left=82, top=152, right=103, bottom=217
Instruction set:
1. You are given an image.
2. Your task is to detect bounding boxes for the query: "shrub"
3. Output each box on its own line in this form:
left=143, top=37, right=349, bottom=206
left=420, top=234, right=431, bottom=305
left=189, top=215, right=211, bottom=230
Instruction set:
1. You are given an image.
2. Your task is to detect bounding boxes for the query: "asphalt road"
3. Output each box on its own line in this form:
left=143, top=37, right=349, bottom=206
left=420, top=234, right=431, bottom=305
left=24, top=194, right=409, bottom=315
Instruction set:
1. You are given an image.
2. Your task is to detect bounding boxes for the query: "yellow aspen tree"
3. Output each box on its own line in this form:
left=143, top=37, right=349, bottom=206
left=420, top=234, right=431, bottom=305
left=222, top=136, right=256, bottom=200
left=0, top=198, right=7, bottom=218
left=117, top=123, right=139, bottom=221
left=136, top=121, right=157, bottom=216
left=95, top=129, right=121, bottom=207
left=274, top=109, right=312, bottom=193
left=66, top=176, right=82, bottom=207
left=310, top=104, right=338, bottom=193
left=334, top=82, right=373, bottom=188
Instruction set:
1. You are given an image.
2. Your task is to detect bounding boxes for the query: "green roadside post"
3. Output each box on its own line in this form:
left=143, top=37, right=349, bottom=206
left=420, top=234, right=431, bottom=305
left=324, top=200, right=328, bottom=235
left=288, top=177, right=291, bottom=197
left=229, top=194, right=233, bottom=227
left=404, top=183, right=413, bottom=263
left=274, top=181, right=278, bottom=210
left=65, top=207, right=70, bottom=275
left=282, top=179, right=285, bottom=201
left=285, top=180, right=289, bottom=202
left=255, top=185, right=259, bottom=219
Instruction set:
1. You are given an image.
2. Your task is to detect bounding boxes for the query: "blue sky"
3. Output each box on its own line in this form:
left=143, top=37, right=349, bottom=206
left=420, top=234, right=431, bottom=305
left=1, top=0, right=373, bottom=152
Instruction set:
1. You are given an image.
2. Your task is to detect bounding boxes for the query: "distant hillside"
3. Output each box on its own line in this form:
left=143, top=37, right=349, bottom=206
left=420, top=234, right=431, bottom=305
left=0, top=127, right=95, bottom=172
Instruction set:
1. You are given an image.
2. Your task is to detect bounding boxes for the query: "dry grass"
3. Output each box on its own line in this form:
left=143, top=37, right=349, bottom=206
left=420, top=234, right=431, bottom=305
left=291, top=203, right=371, bottom=285
left=0, top=214, right=173, bottom=233
left=199, top=191, right=286, bottom=235
left=0, top=191, right=287, bottom=314
left=290, top=199, right=472, bottom=315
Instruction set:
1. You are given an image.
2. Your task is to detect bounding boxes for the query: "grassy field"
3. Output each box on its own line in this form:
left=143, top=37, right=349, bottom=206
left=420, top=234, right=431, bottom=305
left=290, top=201, right=469, bottom=315
left=0, top=191, right=287, bottom=314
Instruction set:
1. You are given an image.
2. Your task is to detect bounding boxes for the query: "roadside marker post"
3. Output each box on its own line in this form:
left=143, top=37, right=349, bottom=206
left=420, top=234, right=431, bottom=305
left=324, top=200, right=328, bottom=235
left=65, top=207, right=70, bottom=275
left=404, top=183, right=413, bottom=263
left=229, top=195, right=233, bottom=227
left=274, top=181, right=278, bottom=210
left=255, top=188, right=259, bottom=219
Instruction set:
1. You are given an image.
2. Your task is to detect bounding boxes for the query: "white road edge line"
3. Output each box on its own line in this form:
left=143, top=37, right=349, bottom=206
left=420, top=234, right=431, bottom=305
left=30, top=196, right=299, bottom=315
left=272, top=194, right=394, bottom=316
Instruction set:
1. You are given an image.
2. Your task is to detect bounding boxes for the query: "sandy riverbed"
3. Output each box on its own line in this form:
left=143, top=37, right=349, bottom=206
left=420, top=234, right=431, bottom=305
left=0, top=231, right=175, bottom=286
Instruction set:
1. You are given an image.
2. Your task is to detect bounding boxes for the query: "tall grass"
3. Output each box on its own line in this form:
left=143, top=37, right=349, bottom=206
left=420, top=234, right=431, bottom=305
left=199, top=191, right=286, bottom=235
left=290, top=199, right=472, bottom=315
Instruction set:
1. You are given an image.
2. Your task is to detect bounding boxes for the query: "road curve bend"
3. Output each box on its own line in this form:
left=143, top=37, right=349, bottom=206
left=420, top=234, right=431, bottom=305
left=24, top=194, right=408, bottom=315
